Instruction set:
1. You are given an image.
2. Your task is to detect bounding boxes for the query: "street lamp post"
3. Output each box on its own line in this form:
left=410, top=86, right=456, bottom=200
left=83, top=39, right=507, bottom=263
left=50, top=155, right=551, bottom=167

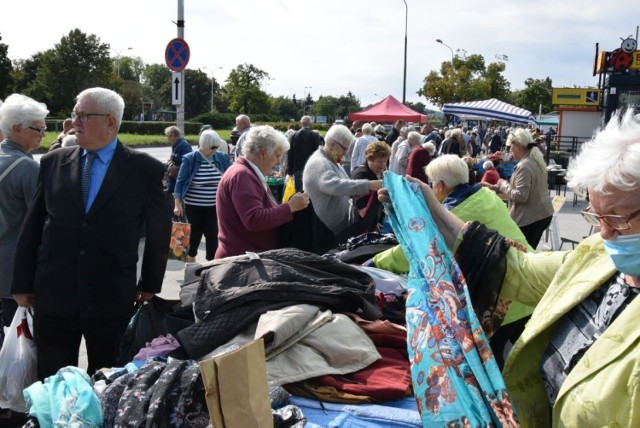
left=435, top=39, right=454, bottom=62
left=401, top=0, right=407, bottom=104
left=205, top=66, right=222, bottom=112
left=112, top=47, right=132, bottom=78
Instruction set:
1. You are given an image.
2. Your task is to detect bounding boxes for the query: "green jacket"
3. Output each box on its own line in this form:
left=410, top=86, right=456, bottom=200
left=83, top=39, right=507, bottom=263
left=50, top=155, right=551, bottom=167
left=373, top=186, right=534, bottom=324
left=500, top=233, right=639, bottom=427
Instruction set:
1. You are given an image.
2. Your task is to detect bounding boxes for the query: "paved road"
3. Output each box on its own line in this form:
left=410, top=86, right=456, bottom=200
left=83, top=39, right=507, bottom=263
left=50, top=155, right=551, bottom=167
left=33, top=145, right=197, bottom=164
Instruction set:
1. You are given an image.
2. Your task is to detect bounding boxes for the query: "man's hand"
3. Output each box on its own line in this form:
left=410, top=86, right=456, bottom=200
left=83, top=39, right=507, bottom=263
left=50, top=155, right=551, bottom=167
left=135, top=292, right=155, bottom=302
left=13, top=293, right=34, bottom=307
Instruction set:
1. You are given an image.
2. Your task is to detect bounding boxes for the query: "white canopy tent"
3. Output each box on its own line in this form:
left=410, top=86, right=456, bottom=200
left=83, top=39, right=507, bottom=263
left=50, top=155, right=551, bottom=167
left=442, top=98, right=535, bottom=124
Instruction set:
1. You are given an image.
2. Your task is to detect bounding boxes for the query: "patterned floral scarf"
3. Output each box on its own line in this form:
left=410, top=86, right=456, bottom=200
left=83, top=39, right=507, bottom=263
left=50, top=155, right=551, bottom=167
left=382, top=172, right=519, bottom=427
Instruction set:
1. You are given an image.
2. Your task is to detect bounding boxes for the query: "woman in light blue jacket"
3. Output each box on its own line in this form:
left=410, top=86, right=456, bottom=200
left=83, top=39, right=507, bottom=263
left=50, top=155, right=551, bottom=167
left=173, top=130, right=231, bottom=262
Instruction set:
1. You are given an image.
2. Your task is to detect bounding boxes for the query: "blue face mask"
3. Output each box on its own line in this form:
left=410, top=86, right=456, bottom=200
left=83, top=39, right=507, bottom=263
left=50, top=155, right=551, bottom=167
left=603, top=232, right=640, bottom=277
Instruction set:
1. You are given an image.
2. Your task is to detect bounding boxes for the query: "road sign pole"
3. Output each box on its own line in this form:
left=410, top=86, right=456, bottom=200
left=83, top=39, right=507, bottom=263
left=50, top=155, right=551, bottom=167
left=176, top=0, right=185, bottom=132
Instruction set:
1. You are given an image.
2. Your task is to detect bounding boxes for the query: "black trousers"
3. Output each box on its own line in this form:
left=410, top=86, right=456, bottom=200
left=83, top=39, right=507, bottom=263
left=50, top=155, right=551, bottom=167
left=33, top=312, right=131, bottom=380
left=520, top=215, right=553, bottom=249
left=1, top=298, right=18, bottom=329
left=184, top=204, right=218, bottom=260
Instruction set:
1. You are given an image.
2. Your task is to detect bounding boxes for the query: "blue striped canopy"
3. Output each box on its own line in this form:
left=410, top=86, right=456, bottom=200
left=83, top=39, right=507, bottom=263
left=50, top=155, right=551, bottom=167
left=442, top=98, right=535, bottom=124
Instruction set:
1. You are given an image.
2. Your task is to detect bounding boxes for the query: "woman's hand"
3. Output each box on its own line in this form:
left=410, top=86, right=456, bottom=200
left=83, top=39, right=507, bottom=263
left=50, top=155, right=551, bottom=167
left=13, top=293, right=34, bottom=307
left=378, top=175, right=464, bottom=250
left=173, top=198, right=184, bottom=217
left=368, top=180, right=383, bottom=192
left=288, top=191, right=310, bottom=213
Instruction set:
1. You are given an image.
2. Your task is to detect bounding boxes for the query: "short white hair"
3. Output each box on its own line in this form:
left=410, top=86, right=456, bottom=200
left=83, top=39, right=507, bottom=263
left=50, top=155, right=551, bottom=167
left=422, top=141, right=436, bottom=155
left=483, top=160, right=495, bottom=170
left=325, top=124, right=354, bottom=148
left=425, top=154, right=469, bottom=188
left=199, top=129, right=222, bottom=150
left=243, top=125, right=289, bottom=156
left=567, top=109, right=640, bottom=194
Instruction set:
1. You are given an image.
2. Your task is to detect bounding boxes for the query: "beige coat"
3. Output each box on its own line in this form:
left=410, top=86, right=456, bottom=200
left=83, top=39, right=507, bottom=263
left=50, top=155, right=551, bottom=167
left=498, top=156, right=553, bottom=226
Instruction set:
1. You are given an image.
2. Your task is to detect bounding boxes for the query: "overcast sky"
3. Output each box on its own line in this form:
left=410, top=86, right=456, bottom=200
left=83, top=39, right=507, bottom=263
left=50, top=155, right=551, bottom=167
left=2, top=0, right=638, bottom=110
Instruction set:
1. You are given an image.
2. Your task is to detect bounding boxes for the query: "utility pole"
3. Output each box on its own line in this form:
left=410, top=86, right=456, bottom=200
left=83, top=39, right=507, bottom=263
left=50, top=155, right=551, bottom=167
left=176, top=0, right=185, bottom=132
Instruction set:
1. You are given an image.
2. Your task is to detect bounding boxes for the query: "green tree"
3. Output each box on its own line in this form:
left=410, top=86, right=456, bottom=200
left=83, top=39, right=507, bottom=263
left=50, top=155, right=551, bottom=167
left=419, top=52, right=512, bottom=106
left=222, top=63, right=270, bottom=114
left=20, top=29, right=113, bottom=116
left=117, top=56, right=145, bottom=82
left=184, top=69, right=210, bottom=119
left=142, top=64, right=172, bottom=112
left=0, top=42, right=13, bottom=98
left=336, top=92, right=361, bottom=119
left=513, top=77, right=553, bottom=114
left=313, top=95, right=339, bottom=119
left=270, top=96, right=298, bottom=120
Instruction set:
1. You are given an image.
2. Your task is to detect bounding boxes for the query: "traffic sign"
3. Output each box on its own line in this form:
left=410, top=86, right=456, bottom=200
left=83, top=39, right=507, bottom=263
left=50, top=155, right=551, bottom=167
left=165, top=38, right=190, bottom=72
left=172, top=72, right=183, bottom=105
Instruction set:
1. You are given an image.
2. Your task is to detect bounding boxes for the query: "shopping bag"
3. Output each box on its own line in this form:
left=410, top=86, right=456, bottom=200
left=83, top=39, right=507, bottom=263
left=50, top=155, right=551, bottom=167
left=0, top=307, right=37, bottom=412
left=169, top=216, right=190, bottom=261
left=199, top=339, right=273, bottom=428
left=282, top=175, right=295, bottom=203
left=114, top=296, right=181, bottom=366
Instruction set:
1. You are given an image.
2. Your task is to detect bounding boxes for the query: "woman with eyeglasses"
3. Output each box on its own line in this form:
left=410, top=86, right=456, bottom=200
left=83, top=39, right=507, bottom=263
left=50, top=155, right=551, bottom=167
left=302, top=124, right=382, bottom=239
left=378, top=109, right=640, bottom=427
left=173, top=130, right=231, bottom=262
left=0, top=94, right=48, bottom=340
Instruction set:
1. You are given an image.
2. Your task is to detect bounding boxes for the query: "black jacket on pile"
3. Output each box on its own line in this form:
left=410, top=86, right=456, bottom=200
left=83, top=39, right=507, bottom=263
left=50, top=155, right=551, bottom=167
left=176, top=248, right=381, bottom=359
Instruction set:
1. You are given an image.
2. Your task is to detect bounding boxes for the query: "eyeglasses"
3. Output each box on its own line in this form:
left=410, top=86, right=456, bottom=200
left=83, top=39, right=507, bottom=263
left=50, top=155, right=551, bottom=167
left=71, top=112, right=111, bottom=123
left=581, top=206, right=640, bottom=231
left=333, top=140, right=348, bottom=152
left=27, top=126, right=47, bottom=136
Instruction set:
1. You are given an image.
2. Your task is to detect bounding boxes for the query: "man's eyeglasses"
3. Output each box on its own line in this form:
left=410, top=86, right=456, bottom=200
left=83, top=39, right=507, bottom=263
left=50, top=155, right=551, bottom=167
left=71, top=112, right=111, bottom=123
left=27, top=126, right=47, bottom=136
left=581, top=206, right=640, bottom=231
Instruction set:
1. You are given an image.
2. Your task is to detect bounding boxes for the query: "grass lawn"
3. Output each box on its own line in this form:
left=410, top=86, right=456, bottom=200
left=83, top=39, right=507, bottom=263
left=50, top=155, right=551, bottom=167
left=36, top=130, right=232, bottom=152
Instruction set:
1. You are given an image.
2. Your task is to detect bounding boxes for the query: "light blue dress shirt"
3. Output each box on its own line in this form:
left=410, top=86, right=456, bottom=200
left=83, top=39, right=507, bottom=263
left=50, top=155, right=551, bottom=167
left=82, top=139, right=117, bottom=213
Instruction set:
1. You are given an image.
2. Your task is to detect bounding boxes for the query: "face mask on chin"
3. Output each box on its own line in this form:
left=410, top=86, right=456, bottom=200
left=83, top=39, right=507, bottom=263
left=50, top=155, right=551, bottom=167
left=330, top=150, right=342, bottom=164
left=603, top=231, right=640, bottom=277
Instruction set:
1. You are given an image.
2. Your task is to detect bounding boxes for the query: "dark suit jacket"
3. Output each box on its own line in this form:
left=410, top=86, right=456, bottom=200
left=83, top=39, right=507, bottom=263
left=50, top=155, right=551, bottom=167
left=12, top=142, right=172, bottom=318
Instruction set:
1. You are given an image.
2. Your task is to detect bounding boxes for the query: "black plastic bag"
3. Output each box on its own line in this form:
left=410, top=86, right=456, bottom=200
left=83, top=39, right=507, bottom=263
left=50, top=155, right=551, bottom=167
left=115, top=296, right=180, bottom=366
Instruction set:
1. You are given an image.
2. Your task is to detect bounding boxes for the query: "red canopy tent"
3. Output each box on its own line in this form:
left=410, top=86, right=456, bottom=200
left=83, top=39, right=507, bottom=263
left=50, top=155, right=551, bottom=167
left=348, top=95, right=428, bottom=123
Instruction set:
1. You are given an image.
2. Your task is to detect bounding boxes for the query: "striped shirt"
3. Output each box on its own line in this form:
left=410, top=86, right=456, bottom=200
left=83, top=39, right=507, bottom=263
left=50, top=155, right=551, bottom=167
left=184, top=160, right=222, bottom=206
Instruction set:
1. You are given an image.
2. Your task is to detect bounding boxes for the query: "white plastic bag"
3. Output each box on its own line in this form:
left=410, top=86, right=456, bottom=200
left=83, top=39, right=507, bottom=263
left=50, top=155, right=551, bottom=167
left=0, top=307, right=37, bottom=412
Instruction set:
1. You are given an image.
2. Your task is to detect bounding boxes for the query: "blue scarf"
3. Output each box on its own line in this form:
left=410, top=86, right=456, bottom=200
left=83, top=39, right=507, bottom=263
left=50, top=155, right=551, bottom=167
left=382, top=172, right=518, bottom=427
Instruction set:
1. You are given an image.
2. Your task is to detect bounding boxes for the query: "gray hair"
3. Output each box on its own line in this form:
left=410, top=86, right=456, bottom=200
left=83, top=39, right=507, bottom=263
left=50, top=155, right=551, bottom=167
left=407, top=131, right=422, bottom=144
left=567, top=109, right=640, bottom=194
left=422, top=141, right=436, bottom=155
left=199, top=129, right=222, bottom=150
left=164, top=125, right=182, bottom=138
left=300, top=115, right=312, bottom=127
left=61, top=134, right=77, bottom=147
left=483, top=160, right=495, bottom=170
left=508, top=128, right=546, bottom=172
left=75, top=87, right=124, bottom=129
left=362, top=123, right=374, bottom=135
left=325, top=124, right=354, bottom=149
left=243, top=125, right=289, bottom=156
left=426, top=154, right=469, bottom=188
left=0, top=94, right=49, bottom=138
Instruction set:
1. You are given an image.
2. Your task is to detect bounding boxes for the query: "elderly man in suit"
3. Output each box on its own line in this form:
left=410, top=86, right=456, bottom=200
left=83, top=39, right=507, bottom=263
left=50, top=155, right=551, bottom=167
left=12, top=87, right=171, bottom=379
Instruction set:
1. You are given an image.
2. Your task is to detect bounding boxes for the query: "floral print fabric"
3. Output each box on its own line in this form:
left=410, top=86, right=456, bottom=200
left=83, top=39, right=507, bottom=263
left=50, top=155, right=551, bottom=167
left=382, top=172, right=518, bottom=427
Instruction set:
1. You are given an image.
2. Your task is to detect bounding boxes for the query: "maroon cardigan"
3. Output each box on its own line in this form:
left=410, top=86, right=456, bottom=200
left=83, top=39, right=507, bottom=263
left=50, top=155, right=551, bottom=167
left=215, top=157, right=293, bottom=258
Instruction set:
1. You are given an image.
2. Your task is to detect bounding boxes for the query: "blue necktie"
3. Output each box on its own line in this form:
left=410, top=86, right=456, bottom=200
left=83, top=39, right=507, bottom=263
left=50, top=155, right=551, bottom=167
left=82, top=152, right=95, bottom=208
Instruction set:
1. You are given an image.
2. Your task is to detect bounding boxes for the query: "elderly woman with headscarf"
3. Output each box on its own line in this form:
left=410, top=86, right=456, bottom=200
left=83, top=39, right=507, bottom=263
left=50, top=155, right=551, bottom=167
left=484, top=128, right=554, bottom=248
left=378, top=110, right=640, bottom=426
left=215, top=126, right=309, bottom=259
left=173, top=130, right=231, bottom=262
